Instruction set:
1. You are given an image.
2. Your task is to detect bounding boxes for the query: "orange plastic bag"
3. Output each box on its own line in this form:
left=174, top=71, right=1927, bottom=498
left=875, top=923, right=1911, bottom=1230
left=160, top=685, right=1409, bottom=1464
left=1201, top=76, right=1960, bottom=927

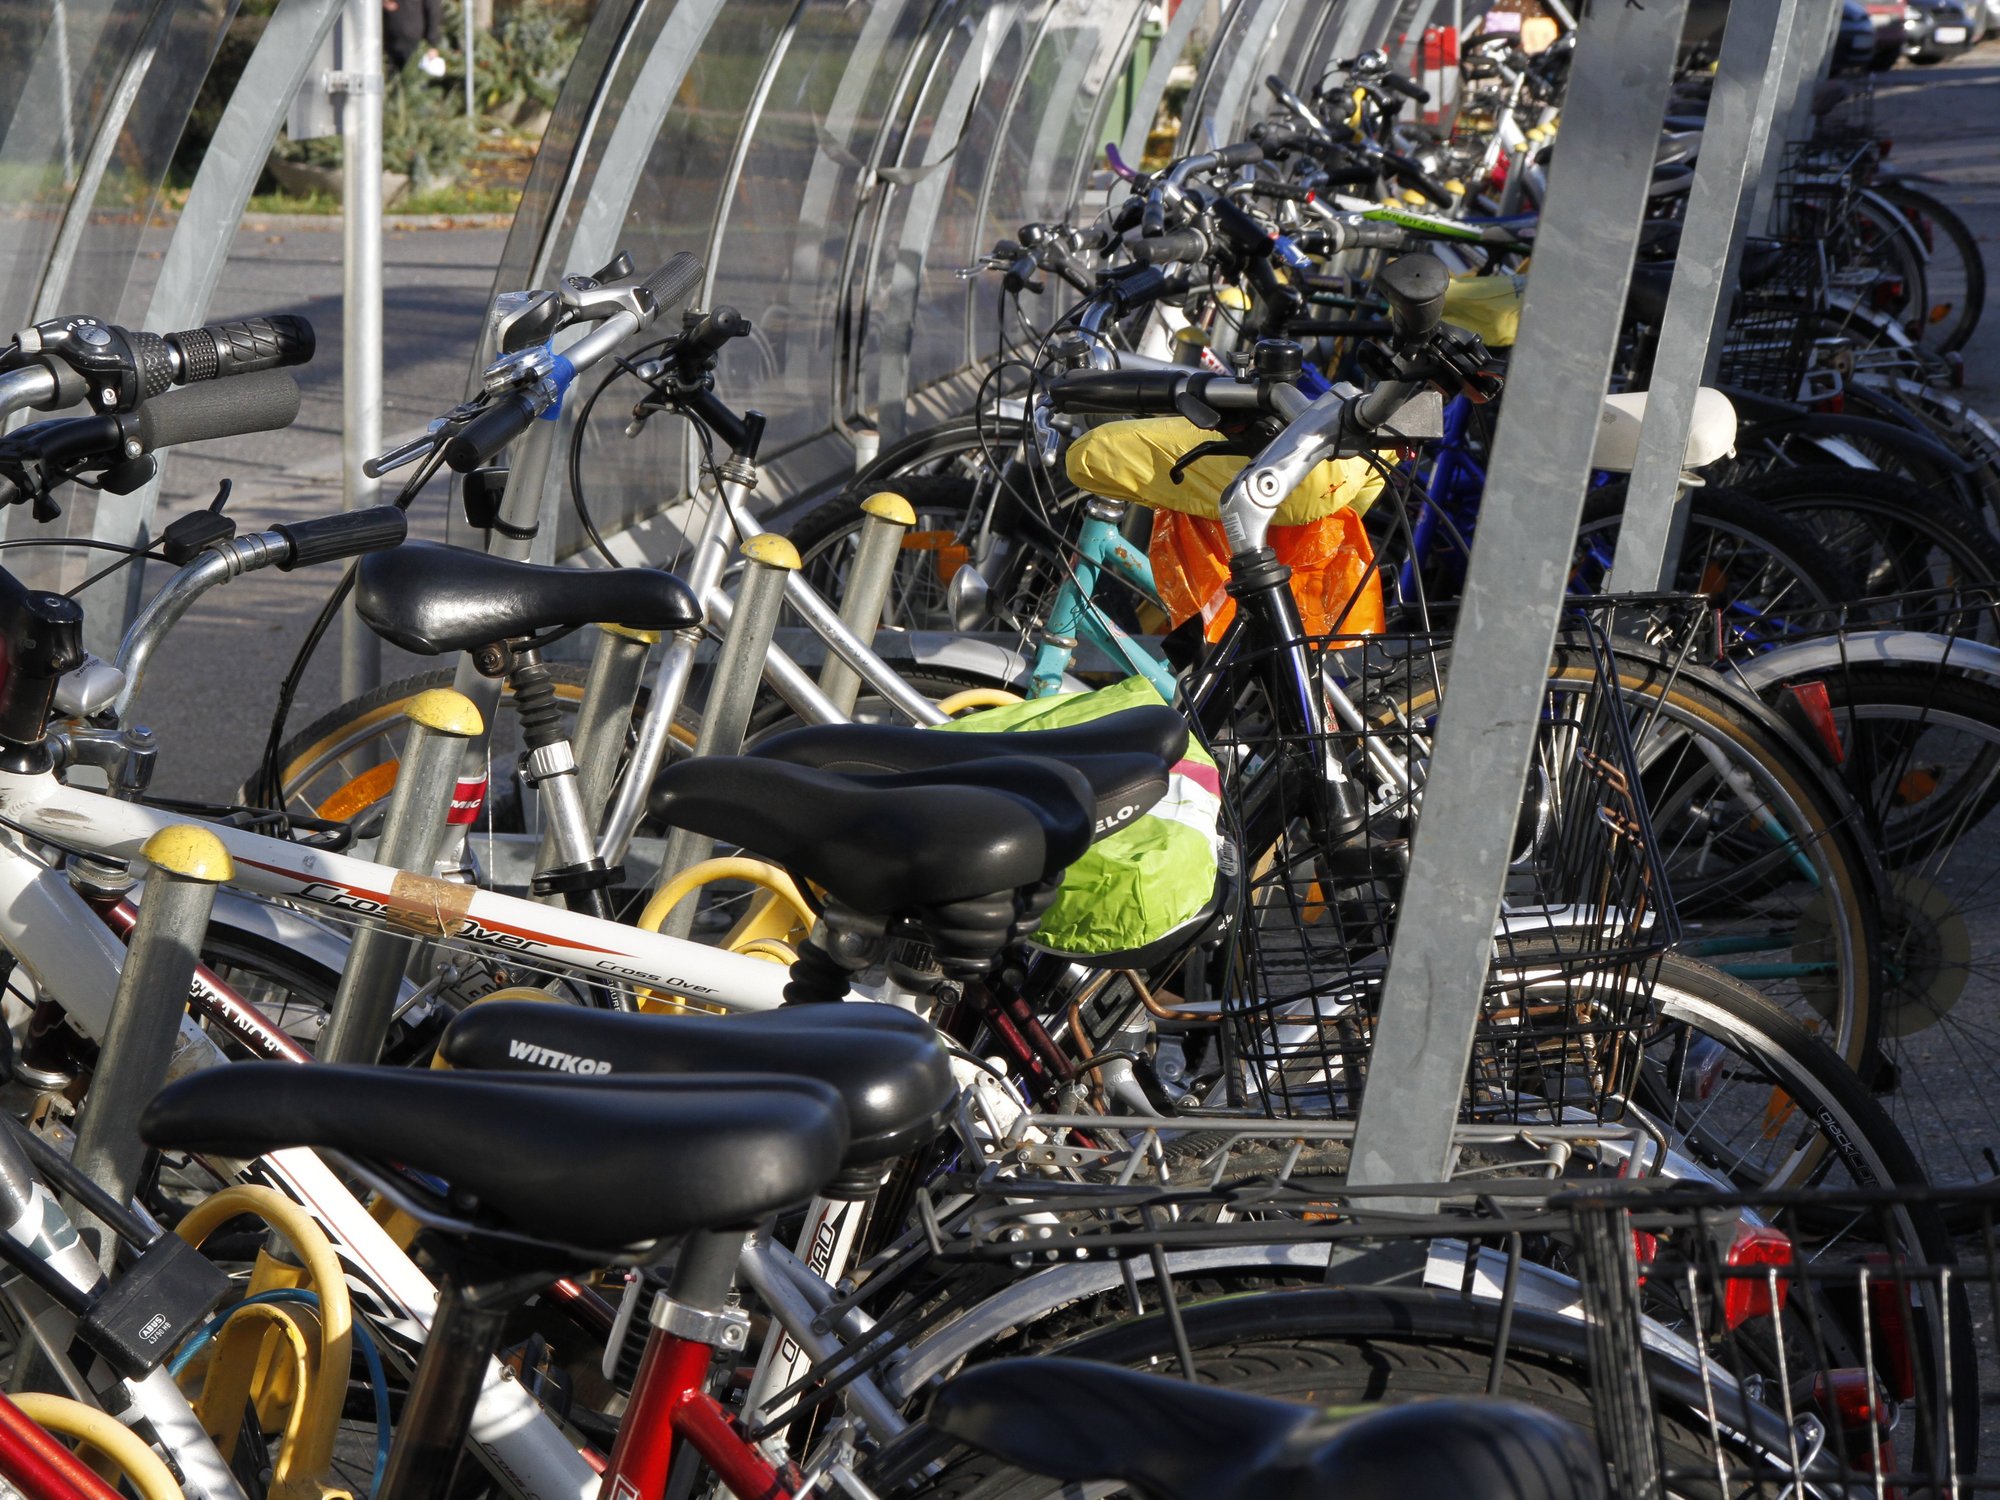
left=1151, top=508, right=1385, bottom=642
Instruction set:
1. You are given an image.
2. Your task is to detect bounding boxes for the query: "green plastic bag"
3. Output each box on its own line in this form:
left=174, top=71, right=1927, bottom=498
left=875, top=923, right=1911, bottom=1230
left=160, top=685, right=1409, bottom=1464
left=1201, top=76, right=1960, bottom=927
left=940, top=677, right=1221, bottom=957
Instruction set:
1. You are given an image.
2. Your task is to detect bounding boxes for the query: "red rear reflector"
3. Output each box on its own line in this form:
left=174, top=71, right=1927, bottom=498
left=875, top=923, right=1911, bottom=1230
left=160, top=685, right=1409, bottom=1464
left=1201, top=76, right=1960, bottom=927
left=1724, top=1224, right=1793, bottom=1328
left=1788, top=680, right=1845, bottom=765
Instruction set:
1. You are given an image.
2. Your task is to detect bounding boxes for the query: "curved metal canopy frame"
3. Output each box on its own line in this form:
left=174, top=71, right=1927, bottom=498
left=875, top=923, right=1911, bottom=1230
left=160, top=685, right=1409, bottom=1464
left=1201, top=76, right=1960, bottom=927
left=7, top=0, right=1410, bottom=582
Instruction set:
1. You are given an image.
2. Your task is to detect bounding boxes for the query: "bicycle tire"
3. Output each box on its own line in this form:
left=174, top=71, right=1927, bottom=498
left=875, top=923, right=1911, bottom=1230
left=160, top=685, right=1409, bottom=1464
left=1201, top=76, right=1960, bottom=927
left=1381, top=641, right=1885, bottom=1074
left=1731, top=465, right=2000, bottom=613
left=1873, top=182, right=1986, bottom=354
left=1572, top=484, right=1856, bottom=643
left=886, top=1290, right=1775, bottom=1500
left=1770, top=665, right=2000, bottom=1194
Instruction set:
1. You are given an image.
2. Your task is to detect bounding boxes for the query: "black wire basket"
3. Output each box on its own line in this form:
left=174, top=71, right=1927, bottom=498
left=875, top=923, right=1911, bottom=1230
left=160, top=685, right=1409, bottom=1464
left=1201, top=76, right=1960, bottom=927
left=1199, top=600, right=1678, bottom=1125
left=1716, top=238, right=1831, bottom=400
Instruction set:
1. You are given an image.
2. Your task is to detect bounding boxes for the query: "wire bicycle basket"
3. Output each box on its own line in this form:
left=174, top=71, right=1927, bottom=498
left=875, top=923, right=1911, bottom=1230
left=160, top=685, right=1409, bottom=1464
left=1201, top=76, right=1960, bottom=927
left=1200, top=599, right=1677, bottom=1125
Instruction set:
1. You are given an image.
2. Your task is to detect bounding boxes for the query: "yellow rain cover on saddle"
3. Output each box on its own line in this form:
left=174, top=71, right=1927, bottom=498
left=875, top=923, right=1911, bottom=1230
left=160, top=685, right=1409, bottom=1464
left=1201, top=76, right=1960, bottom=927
left=1067, top=417, right=1387, bottom=643
left=1443, top=270, right=1528, bottom=349
left=940, top=676, right=1221, bottom=960
left=1066, top=416, right=1384, bottom=526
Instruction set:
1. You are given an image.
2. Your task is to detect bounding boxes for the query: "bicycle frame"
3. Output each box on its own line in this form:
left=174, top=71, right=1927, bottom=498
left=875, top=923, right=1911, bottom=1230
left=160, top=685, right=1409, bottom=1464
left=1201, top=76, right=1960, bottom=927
left=1025, top=499, right=1175, bottom=700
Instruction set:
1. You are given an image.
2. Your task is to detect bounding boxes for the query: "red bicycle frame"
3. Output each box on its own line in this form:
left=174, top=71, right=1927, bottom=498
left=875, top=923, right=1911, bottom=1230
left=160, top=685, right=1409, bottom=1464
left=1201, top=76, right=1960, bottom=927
left=0, top=1394, right=124, bottom=1500
left=599, top=1327, right=802, bottom=1500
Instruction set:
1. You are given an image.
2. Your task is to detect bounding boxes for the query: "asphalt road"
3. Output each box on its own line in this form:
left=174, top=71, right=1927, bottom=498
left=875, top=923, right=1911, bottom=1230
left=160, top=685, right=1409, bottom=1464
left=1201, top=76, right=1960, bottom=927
left=118, top=221, right=507, bottom=798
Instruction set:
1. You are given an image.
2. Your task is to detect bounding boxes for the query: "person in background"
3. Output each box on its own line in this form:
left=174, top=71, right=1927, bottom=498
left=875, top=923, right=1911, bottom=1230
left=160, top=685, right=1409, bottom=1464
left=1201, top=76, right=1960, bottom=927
left=384, top=0, right=448, bottom=77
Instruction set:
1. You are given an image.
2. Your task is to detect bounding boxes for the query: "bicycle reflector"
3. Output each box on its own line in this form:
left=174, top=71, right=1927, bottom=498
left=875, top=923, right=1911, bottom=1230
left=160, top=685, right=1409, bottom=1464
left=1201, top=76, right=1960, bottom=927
left=1866, top=1255, right=1919, bottom=1401
left=1723, top=1223, right=1794, bottom=1328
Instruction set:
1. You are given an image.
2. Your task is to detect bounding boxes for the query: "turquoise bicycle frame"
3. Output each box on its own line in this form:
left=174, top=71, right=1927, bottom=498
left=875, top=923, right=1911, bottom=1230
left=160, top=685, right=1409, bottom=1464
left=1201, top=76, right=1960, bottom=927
left=1026, top=497, right=1179, bottom=701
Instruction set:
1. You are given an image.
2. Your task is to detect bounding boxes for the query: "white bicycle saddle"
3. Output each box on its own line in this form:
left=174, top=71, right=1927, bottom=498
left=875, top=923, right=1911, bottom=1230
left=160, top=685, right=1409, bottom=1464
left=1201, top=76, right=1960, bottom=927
left=1590, top=387, right=1738, bottom=474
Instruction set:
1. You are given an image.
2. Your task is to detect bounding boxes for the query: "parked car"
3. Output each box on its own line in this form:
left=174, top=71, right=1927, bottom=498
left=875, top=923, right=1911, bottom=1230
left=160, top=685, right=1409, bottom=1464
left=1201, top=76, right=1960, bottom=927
left=1833, top=0, right=1881, bottom=72
left=1904, top=0, right=1978, bottom=61
left=1861, top=0, right=1909, bottom=66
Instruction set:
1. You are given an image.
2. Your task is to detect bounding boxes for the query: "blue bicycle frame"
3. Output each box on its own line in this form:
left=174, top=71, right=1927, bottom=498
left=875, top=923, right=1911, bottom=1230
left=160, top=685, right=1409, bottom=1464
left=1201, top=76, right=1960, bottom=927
left=1025, top=498, right=1178, bottom=700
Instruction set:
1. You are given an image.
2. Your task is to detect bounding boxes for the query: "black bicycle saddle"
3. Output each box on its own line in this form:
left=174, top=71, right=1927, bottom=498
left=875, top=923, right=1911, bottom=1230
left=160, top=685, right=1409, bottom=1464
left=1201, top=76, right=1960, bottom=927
left=141, top=1065, right=846, bottom=1252
left=355, top=540, right=700, bottom=655
left=747, top=705, right=1189, bottom=839
left=931, top=1360, right=1607, bottom=1500
left=648, top=754, right=1095, bottom=912
left=439, top=1001, right=953, bottom=1188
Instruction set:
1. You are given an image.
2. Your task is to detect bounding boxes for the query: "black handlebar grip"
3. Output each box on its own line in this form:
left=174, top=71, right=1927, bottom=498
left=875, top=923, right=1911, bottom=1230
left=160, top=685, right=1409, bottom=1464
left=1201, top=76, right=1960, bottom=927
left=136, top=371, right=302, bottom=452
left=1355, top=376, right=1427, bottom=433
left=444, top=391, right=541, bottom=472
left=1246, top=181, right=1315, bottom=203
left=1382, top=70, right=1430, bottom=103
left=271, top=506, right=410, bottom=570
left=640, top=253, right=705, bottom=322
left=1046, top=369, right=1191, bottom=416
left=678, top=305, right=753, bottom=363
left=1140, top=197, right=1168, bottom=238
left=1352, top=222, right=1416, bottom=250
left=167, top=315, right=316, bottom=383
left=1214, top=142, right=1265, bottom=168
left=1129, top=228, right=1209, bottom=265
left=1381, top=152, right=1455, bottom=208
left=125, top=331, right=177, bottom=400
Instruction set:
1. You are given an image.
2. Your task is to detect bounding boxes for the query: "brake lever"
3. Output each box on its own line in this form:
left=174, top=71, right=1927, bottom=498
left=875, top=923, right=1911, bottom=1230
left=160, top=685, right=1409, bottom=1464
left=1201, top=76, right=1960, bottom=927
left=362, top=432, right=440, bottom=479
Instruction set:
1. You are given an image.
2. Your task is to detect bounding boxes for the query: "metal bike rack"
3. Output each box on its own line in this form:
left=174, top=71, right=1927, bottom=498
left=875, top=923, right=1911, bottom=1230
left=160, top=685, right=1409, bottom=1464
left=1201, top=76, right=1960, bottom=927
left=1609, top=0, right=1829, bottom=592
left=71, top=827, right=232, bottom=1234
left=317, top=689, right=484, bottom=1065
left=1346, top=0, right=1698, bottom=1200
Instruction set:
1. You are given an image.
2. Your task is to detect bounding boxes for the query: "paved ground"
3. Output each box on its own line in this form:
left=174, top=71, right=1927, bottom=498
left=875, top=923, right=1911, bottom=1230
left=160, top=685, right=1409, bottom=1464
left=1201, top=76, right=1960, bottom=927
left=117, top=222, right=507, bottom=798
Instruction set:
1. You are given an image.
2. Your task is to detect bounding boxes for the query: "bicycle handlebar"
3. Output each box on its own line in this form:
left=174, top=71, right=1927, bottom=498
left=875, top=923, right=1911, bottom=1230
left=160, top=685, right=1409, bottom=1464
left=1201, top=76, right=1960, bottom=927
left=136, top=371, right=301, bottom=451
left=270, top=505, right=409, bottom=570
left=1127, top=227, right=1210, bottom=265
left=444, top=390, right=543, bottom=473
left=164, top=315, right=316, bottom=384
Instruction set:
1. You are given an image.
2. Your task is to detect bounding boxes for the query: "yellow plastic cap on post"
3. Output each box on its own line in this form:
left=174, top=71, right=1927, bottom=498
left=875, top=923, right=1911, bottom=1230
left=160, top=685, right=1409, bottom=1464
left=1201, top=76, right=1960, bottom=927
left=741, top=534, right=803, bottom=570
left=142, top=825, right=234, bottom=883
left=859, top=492, right=917, bottom=526
left=404, top=688, right=485, bottom=737
left=599, top=622, right=665, bottom=645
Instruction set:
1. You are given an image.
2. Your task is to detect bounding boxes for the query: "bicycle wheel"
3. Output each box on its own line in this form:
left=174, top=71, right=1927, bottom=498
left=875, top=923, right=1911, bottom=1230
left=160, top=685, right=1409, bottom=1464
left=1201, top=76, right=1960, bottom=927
left=262, top=664, right=704, bottom=933
left=1731, top=466, right=2000, bottom=619
left=1379, top=642, right=1885, bottom=1073
left=1571, top=485, right=1853, bottom=647
left=886, top=1289, right=1791, bottom=1500
left=1871, top=182, right=1986, bottom=354
left=1772, top=665, right=2000, bottom=1192
left=789, top=475, right=992, bottom=636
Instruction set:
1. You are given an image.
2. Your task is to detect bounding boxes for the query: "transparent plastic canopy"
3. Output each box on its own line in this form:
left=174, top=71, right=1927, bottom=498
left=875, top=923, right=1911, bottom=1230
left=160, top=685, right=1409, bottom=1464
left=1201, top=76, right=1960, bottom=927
left=2, top=0, right=1446, bottom=571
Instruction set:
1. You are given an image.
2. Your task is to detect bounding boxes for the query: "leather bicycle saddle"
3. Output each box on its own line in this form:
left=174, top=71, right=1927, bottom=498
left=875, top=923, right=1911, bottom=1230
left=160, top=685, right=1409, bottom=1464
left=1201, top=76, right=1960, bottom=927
left=930, top=1360, right=1608, bottom=1500
left=749, top=705, right=1187, bottom=839
left=440, top=1001, right=953, bottom=1192
left=649, top=754, right=1095, bottom=913
left=355, top=540, right=700, bottom=655
left=141, top=1065, right=846, bottom=1252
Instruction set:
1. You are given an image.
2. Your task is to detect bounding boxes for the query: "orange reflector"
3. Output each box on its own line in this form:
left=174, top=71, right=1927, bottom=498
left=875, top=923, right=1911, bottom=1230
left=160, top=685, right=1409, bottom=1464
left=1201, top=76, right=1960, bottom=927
left=1896, top=768, right=1939, bottom=806
left=902, top=529, right=969, bottom=583
left=1760, top=1086, right=1798, bottom=1142
left=317, top=760, right=400, bottom=820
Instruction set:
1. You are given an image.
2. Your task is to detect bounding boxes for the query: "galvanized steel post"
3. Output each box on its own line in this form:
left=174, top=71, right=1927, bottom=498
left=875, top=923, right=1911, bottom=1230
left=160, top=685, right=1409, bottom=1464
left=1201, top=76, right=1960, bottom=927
left=1346, top=0, right=1692, bottom=1204
left=818, top=493, right=917, bottom=716
left=71, top=827, right=232, bottom=1216
left=1609, top=0, right=1817, bottom=592
left=317, top=689, right=484, bottom=1064
left=652, top=535, right=800, bottom=938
